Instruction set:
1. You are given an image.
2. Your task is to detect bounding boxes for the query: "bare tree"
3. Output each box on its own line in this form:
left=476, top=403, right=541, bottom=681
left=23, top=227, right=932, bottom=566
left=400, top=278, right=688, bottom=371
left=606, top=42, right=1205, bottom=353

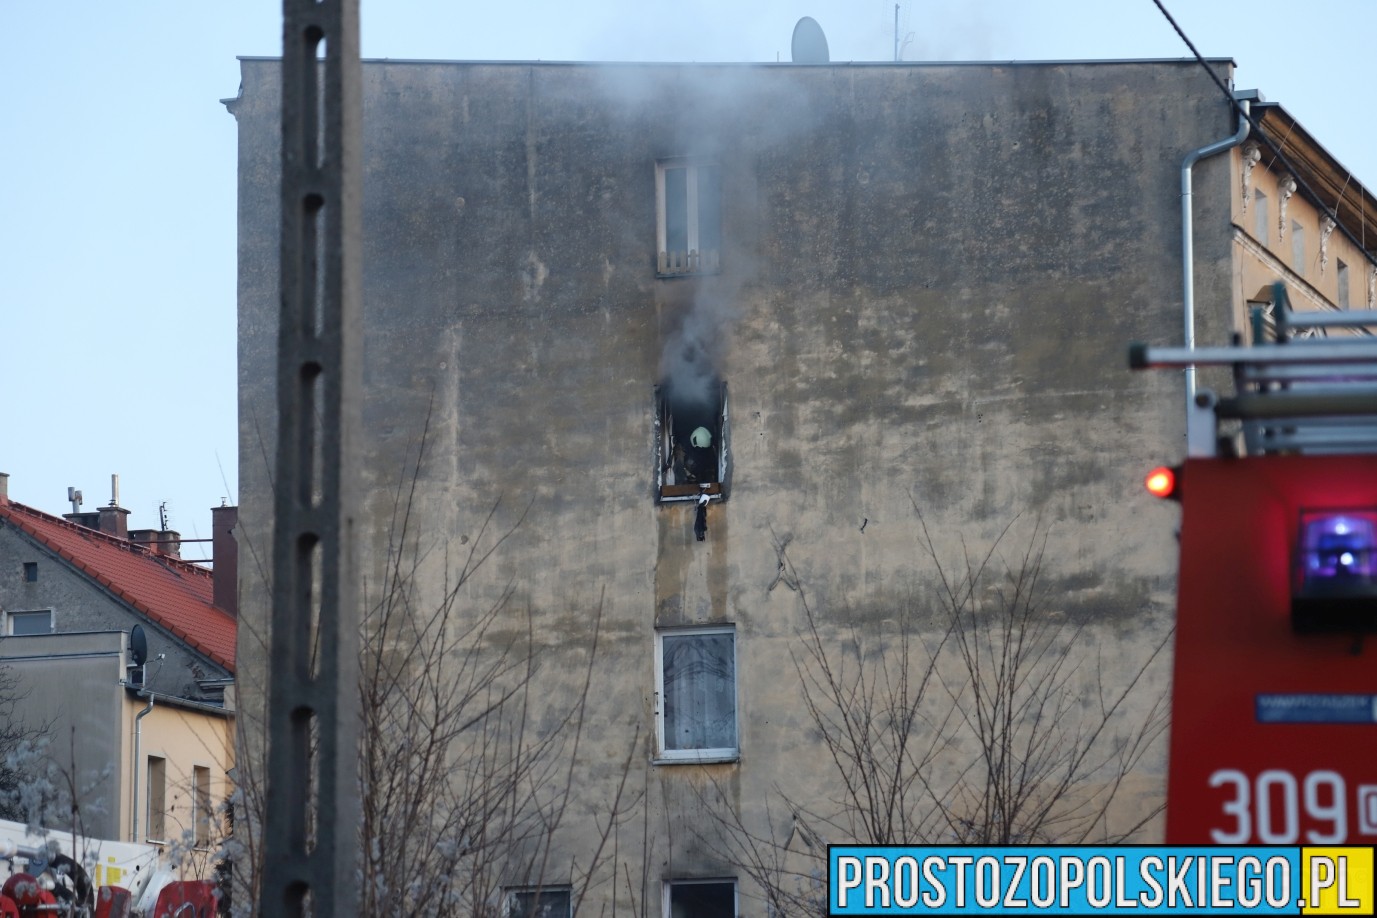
left=713, top=511, right=1171, bottom=916
left=0, top=662, right=49, bottom=824
left=231, top=410, right=643, bottom=917
left=358, top=479, right=638, bottom=915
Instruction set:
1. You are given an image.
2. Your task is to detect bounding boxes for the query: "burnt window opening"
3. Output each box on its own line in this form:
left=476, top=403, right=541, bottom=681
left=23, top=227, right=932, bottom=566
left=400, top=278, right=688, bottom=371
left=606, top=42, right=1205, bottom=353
left=656, top=380, right=728, bottom=502
left=663, top=879, right=736, bottom=918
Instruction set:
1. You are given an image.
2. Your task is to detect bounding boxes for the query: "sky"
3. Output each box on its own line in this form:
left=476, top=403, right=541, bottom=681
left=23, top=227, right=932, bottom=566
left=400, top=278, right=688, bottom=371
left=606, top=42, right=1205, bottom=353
left=1, top=0, right=1371, bottom=548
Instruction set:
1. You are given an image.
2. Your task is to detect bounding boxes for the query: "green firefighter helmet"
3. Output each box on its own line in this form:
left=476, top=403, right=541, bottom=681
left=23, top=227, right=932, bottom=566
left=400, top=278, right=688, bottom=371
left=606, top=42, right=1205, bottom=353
left=690, top=426, right=712, bottom=448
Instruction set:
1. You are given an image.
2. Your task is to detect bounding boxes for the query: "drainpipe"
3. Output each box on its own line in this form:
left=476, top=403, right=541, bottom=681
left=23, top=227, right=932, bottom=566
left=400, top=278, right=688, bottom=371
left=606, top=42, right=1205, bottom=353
left=1181, top=89, right=1258, bottom=456
left=131, top=694, right=154, bottom=843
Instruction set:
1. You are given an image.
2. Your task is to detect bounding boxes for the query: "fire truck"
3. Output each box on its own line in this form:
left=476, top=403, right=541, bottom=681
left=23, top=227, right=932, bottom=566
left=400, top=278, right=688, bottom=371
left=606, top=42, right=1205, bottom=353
left=1133, top=283, right=1377, bottom=845
left=0, top=819, right=216, bottom=918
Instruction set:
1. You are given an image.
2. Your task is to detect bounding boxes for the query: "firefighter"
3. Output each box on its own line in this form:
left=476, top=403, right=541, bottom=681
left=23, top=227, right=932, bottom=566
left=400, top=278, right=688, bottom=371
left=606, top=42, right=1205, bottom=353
left=684, top=426, right=714, bottom=483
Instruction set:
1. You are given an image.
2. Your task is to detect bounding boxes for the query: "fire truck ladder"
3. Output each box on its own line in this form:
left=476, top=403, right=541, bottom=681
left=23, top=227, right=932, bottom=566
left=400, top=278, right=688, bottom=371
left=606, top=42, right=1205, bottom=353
left=1130, top=282, right=1377, bottom=456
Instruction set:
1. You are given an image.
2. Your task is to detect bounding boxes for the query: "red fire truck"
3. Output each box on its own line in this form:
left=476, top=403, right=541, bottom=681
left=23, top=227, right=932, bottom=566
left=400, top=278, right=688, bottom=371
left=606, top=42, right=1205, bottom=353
left=1134, top=285, right=1377, bottom=845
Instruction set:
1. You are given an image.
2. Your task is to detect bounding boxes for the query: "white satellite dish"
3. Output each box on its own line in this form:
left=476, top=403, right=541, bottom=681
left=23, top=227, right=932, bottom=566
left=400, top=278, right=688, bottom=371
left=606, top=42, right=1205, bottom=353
left=791, top=16, right=830, bottom=64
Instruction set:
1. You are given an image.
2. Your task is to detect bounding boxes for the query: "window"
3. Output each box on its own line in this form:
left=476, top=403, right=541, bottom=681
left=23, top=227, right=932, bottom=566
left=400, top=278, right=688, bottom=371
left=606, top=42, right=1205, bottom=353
left=1254, top=189, right=1269, bottom=244
left=655, top=626, right=737, bottom=762
left=656, top=160, right=721, bottom=276
left=22, top=562, right=37, bottom=582
left=1337, top=259, right=1350, bottom=309
left=656, top=380, right=728, bottom=502
left=1292, top=221, right=1306, bottom=274
left=194, top=766, right=212, bottom=847
left=663, top=879, right=736, bottom=918
left=7, top=610, right=52, bottom=635
left=505, top=888, right=571, bottom=918
left=146, top=756, right=166, bottom=841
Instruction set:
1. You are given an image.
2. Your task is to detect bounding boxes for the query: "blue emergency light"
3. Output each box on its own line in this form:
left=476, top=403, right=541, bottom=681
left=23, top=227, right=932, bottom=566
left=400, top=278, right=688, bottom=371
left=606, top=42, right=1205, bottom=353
left=1292, top=509, right=1377, bottom=633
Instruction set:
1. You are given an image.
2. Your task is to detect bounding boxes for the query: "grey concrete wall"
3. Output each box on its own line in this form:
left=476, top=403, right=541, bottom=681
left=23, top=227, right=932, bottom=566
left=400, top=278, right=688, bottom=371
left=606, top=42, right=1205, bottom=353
left=0, top=632, right=127, bottom=840
left=233, top=59, right=1238, bottom=910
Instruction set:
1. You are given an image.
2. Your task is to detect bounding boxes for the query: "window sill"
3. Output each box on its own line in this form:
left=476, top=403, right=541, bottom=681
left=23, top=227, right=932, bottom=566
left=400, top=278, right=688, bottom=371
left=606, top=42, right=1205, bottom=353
left=660, top=482, right=723, bottom=503
left=653, top=752, right=739, bottom=766
left=656, top=268, right=722, bottom=280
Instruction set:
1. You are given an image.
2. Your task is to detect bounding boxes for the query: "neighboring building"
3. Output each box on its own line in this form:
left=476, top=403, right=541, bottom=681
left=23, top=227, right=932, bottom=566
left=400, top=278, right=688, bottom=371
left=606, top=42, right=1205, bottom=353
left=0, top=473, right=237, bottom=853
left=227, top=55, right=1375, bottom=914
left=1234, top=103, right=1377, bottom=329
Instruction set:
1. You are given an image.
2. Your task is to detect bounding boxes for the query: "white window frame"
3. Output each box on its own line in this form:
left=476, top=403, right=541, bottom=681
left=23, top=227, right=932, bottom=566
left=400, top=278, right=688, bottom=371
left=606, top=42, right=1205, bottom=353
left=655, top=159, right=721, bottom=276
left=662, top=878, right=737, bottom=918
left=6, top=609, right=54, bottom=635
left=503, top=886, right=572, bottom=918
left=654, top=625, right=738, bottom=763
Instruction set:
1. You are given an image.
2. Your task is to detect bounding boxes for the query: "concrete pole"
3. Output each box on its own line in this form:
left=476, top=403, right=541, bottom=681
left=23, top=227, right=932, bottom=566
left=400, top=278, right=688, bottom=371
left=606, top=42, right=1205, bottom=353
left=259, top=0, right=363, bottom=913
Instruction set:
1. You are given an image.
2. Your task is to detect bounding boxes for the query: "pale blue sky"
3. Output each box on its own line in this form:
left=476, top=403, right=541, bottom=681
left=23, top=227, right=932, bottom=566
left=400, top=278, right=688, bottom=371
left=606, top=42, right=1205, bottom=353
left=1, top=1, right=1371, bottom=546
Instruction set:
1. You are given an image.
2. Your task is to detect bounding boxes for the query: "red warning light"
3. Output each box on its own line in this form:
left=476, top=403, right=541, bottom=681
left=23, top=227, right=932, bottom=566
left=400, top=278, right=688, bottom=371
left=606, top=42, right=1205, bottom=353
left=1145, top=466, right=1179, bottom=500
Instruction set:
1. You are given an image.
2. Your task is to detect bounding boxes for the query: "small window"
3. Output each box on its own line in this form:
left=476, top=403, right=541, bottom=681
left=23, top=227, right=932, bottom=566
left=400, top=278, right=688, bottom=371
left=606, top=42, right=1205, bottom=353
left=1337, top=259, right=1350, bottom=309
left=655, top=626, right=737, bottom=762
left=656, top=160, right=721, bottom=276
left=1254, top=189, right=1269, bottom=245
left=505, top=888, right=571, bottom=918
left=22, top=562, right=37, bottom=582
left=663, top=879, right=736, bottom=918
left=194, top=766, right=212, bottom=847
left=147, top=756, right=167, bottom=842
left=8, top=610, right=53, bottom=636
left=1292, top=222, right=1306, bottom=274
left=656, top=380, right=728, bottom=502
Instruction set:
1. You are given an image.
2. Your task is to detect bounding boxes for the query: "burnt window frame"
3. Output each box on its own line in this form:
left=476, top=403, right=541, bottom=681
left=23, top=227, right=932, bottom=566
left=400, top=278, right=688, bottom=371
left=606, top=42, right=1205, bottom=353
left=662, top=878, right=737, bottom=918
left=654, top=380, right=729, bottom=503
left=655, top=158, right=722, bottom=277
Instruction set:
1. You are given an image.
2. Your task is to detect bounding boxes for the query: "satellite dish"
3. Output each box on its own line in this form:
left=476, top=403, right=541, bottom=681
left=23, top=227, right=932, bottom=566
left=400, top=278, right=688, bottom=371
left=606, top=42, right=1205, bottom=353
left=791, top=16, right=830, bottom=64
left=129, top=625, right=148, bottom=668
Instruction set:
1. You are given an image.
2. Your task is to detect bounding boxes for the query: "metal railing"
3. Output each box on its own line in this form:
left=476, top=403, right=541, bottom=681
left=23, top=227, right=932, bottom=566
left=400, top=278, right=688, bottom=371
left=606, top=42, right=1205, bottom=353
left=1130, top=282, right=1377, bottom=456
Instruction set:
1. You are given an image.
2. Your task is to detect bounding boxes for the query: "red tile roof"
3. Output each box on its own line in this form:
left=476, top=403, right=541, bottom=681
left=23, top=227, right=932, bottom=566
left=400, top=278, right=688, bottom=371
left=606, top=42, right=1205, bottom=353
left=0, top=500, right=235, bottom=673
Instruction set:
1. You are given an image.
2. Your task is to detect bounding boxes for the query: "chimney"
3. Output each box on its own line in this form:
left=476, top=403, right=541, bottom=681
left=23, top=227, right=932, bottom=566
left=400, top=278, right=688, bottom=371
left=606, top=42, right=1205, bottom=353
left=212, top=504, right=239, bottom=618
left=159, top=530, right=181, bottom=560
left=0, top=472, right=8, bottom=507
left=64, top=511, right=102, bottom=529
left=90, top=474, right=130, bottom=538
left=129, top=529, right=181, bottom=559
left=97, top=505, right=130, bottom=539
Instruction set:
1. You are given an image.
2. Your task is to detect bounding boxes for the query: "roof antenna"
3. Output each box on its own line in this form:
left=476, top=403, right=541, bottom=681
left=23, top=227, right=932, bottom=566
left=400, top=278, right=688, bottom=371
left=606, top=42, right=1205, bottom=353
left=159, top=501, right=170, bottom=531
left=67, top=487, right=83, bottom=514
